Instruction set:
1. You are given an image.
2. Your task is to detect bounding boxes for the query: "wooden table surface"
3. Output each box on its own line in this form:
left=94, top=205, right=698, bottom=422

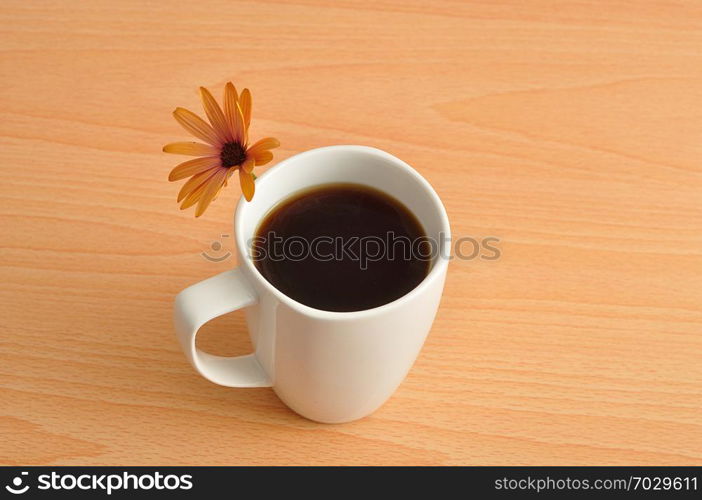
left=1, top=0, right=701, bottom=466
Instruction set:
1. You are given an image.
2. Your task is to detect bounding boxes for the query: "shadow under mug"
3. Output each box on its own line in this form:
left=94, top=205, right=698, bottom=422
left=174, top=145, right=450, bottom=423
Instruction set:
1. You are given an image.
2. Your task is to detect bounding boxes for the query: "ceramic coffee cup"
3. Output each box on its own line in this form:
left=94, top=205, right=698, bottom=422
left=174, top=145, right=450, bottom=423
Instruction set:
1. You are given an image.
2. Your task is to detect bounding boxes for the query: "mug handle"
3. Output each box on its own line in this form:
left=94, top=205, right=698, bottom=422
left=174, top=268, right=271, bottom=388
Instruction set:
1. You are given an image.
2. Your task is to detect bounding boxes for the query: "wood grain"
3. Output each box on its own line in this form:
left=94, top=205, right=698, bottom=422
left=1, top=0, right=701, bottom=465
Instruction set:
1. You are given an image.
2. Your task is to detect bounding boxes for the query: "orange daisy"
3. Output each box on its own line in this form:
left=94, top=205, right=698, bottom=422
left=164, top=82, right=279, bottom=217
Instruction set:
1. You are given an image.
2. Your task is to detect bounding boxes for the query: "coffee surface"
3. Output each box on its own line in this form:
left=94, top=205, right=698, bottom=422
left=253, top=183, right=430, bottom=312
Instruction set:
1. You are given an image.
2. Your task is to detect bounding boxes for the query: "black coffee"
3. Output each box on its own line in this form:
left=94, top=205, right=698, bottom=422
left=253, top=183, right=430, bottom=312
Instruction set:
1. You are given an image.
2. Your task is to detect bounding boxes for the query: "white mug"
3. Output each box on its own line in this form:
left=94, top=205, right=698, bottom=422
left=174, top=145, right=450, bottom=423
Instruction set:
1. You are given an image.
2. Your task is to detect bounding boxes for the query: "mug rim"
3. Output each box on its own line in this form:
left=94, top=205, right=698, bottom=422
left=234, top=145, right=451, bottom=320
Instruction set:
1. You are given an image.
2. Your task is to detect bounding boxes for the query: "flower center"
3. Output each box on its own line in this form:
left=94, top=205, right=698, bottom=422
left=220, top=141, right=247, bottom=168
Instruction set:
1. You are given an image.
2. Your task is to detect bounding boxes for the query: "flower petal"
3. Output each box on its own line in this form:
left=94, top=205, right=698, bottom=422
left=246, top=137, right=280, bottom=158
left=180, top=172, right=215, bottom=209
left=225, top=81, right=238, bottom=104
left=212, top=185, right=224, bottom=202
left=239, top=88, right=252, bottom=130
left=200, top=87, right=232, bottom=143
left=239, top=168, right=255, bottom=201
left=251, top=150, right=273, bottom=166
left=168, top=156, right=220, bottom=181
left=172, top=108, right=221, bottom=145
left=195, top=168, right=229, bottom=217
left=177, top=167, right=221, bottom=203
left=163, top=142, right=219, bottom=156
left=241, top=157, right=255, bottom=173
left=224, top=82, right=244, bottom=143
left=223, top=166, right=236, bottom=187
left=180, top=188, right=204, bottom=210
